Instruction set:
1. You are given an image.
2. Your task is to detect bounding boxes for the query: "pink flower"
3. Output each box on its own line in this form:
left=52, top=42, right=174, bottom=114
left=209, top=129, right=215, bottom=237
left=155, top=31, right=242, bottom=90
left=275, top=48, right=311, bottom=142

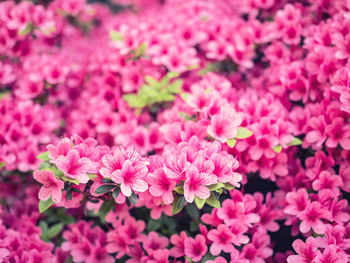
left=100, top=149, right=124, bottom=178
left=315, top=245, right=348, bottom=263
left=312, top=171, right=343, bottom=196
left=184, top=235, right=207, bottom=262
left=142, top=232, right=169, bottom=253
left=111, top=160, right=148, bottom=197
left=56, top=149, right=92, bottom=184
left=170, top=231, right=187, bottom=258
left=148, top=168, right=176, bottom=205
left=0, top=248, right=9, bottom=263
left=284, top=188, right=310, bottom=216
left=287, top=237, right=318, bottom=263
left=208, top=224, right=236, bottom=256
left=183, top=166, right=210, bottom=203
left=325, top=118, right=350, bottom=150
left=33, top=170, right=64, bottom=203
left=298, top=202, right=332, bottom=234
left=207, top=114, right=242, bottom=143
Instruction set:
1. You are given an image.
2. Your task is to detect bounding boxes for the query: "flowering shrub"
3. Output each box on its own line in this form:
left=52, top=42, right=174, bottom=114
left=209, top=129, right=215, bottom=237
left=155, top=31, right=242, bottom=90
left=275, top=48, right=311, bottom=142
left=1, top=0, right=350, bottom=262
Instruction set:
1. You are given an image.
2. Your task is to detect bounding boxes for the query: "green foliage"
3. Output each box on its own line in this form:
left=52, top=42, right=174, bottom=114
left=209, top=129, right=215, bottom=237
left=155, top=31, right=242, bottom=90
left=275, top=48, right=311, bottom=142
left=123, top=72, right=183, bottom=109
left=205, top=193, right=221, bottom=208
left=39, top=198, right=54, bottom=213
left=288, top=137, right=303, bottom=146
left=95, top=184, right=116, bottom=195
left=37, top=151, right=50, bottom=161
left=128, top=191, right=138, bottom=205
left=172, top=194, right=186, bottom=215
left=40, top=221, right=63, bottom=242
left=109, top=30, right=123, bottom=41
left=273, top=144, right=283, bottom=153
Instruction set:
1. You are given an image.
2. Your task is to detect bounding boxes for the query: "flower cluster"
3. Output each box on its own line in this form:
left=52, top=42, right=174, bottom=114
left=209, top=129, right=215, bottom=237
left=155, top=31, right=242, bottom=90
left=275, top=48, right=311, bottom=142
left=1, top=0, right=350, bottom=262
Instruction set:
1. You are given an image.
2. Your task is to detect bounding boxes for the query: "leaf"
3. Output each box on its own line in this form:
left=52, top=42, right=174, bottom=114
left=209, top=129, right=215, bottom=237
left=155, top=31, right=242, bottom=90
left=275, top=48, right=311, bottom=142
left=202, top=253, right=216, bottom=262
left=194, top=197, right=206, bottom=210
left=227, top=138, right=237, bottom=148
left=223, top=183, right=235, bottom=190
left=128, top=191, right=137, bottom=205
left=174, top=186, right=184, bottom=194
left=88, top=174, right=97, bottom=179
left=190, top=220, right=199, bottom=232
left=66, top=189, right=72, bottom=200
left=180, top=93, right=189, bottom=101
left=95, top=184, right=115, bottom=195
left=123, top=94, right=147, bottom=108
left=186, top=203, right=200, bottom=220
left=205, top=193, right=221, bottom=208
left=109, top=30, right=123, bottom=41
left=172, top=195, right=186, bottom=215
left=46, top=223, right=63, bottom=239
left=168, top=79, right=183, bottom=94
left=56, top=209, right=75, bottom=224
left=147, top=219, right=162, bottom=231
left=235, top=127, right=253, bottom=139
left=166, top=72, right=180, bottom=79
left=273, top=144, right=283, bottom=153
left=62, top=176, right=79, bottom=185
left=207, top=183, right=225, bottom=191
left=145, top=76, right=160, bottom=87
left=287, top=137, right=303, bottom=146
left=37, top=151, right=50, bottom=161
left=112, top=188, right=121, bottom=199
left=18, top=23, right=33, bottom=36
left=39, top=198, right=54, bottom=213
left=134, top=42, right=147, bottom=57
left=102, top=178, right=114, bottom=184
left=0, top=162, right=5, bottom=170
left=99, top=200, right=114, bottom=218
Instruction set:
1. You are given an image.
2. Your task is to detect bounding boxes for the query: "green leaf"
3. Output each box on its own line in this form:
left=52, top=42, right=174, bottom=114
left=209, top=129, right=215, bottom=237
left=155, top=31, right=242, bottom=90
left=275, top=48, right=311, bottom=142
left=0, top=162, right=5, bottom=170
left=112, top=188, right=121, bottom=199
left=235, top=127, right=253, bottom=139
left=66, top=189, right=72, bottom=200
left=205, top=193, right=221, bottom=208
left=109, top=30, right=123, bottom=41
left=39, top=198, right=54, bottom=213
left=287, top=137, right=303, bottom=146
left=145, top=76, right=160, bottom=87
left=180, top=93, right=189, bottom=101
left=56, top=209, right=75, bottom=224
left=147, top=219, right=162, bottom=231
left=227, top=138, right=237, bottom=148
left=46, top=223, right=63, bottom=240
left=172, top=195, right=186, bottom=215
left=174, top=186, right=184, bottom=194
left=190, top=220, right=199, bottom=232
left=128, top=191, right=137, bottom=205
left=142, top=85, right=159, bottom=98
left=273, top=144, right=283, bottom=153
left=134, top=42, right=147, bottom=57
left=186, top=203, right=200, bottom=220
left=62, top=176, right=79, bottom=185
left=102, top=178, right=114, bottom=184
left=99, top=200, right=114, bottom=218
left=123, top=94, right=147, bottom=108
left=194, top=197, right=206, bottom=210
left=201, top=253, right=216, bottom=262
left=18, top=23, right=33, bottom=36
left=168, top=79, right=183, bottom=93
left=88, top=174, right=97, bottom=179
left=95, top=184, right=115, bottom=195
left=223, top=183, right=235, bottom=190
left=166, top=72, right=180, bottom=79
left=37, top=151, right=50, bottom=161
left=207, top=183, right=225, bottom=191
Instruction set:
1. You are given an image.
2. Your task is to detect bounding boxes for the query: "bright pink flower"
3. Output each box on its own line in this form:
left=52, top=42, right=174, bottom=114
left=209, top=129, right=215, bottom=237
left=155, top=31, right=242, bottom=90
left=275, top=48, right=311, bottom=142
left=298, top=201, right=332, bottom=234
left=100, top=149, right=124, bottom=178
left=148, top=168, right=175, bottom=205
left=106, top=231, right=130, bottom=259
left=111, top=160, right=148, bottom=197
left=315, top=245, right=347, bottom=263
left=287, top=237, right=318, bottom=263
left=285, top=188, right=310, bottom=216
left=33, top=170, right=64, bottom=203
left=312, top=171, right=343, bottom=196
left=170, top=231, right=187, bottom=258
left=184, top=235, right=207, bottom=262
left=207, top=114, right=242, bottom=143
left=119, top=217, right=145, bottom=244
left=142, top=232, right=169, bottom=253
left=208, top=224, right=236, bottom=256
left=325, top=118, right=350, bottom=150
left=56, top=149, right=92, bottom=184
left=183, top=166, right=210, bottom=203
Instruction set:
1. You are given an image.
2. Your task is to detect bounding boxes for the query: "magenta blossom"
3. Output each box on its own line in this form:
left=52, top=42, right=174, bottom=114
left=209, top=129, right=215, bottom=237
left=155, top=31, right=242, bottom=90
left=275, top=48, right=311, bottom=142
left=33, top=170, right=64, bottom=203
